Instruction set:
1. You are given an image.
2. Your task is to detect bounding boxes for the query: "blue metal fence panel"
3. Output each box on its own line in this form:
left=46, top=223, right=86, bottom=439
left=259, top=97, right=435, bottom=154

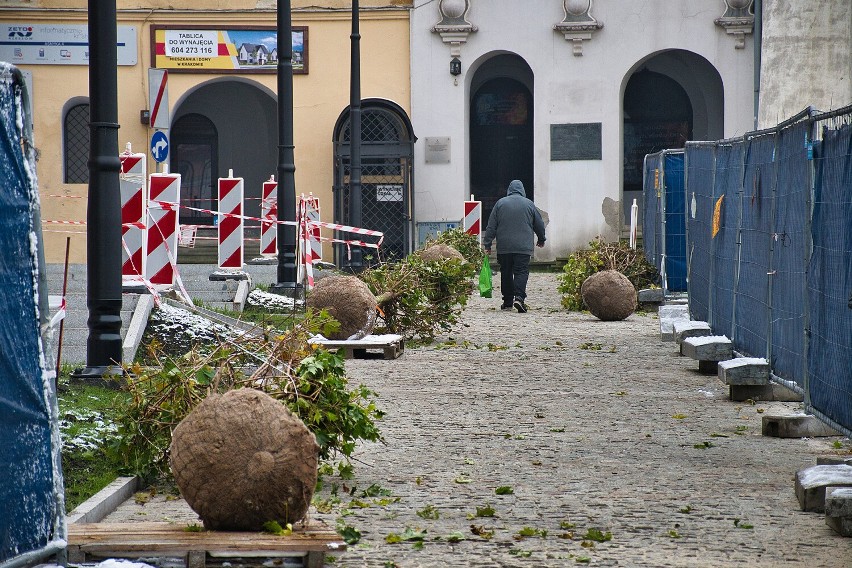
left=709, top=143, right=742, bottom=337
left=685, top=144, right=715, bottom=323
left=808, top=123, right=852, bottom=430
left=643, top=153, right=662, bottom=270
left=676, top=109, right=851, bottom=434
left=663, top=153, right=686, bottom=292
left=770, top=122, right=809, bottom=387
left=0, top=64, right=64, bottom=565
left=733, top=133, right=776, bottom=358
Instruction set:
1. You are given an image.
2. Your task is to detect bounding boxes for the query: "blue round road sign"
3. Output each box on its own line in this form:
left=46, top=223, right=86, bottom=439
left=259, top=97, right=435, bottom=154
left=150, top=131, right=169, bottom=163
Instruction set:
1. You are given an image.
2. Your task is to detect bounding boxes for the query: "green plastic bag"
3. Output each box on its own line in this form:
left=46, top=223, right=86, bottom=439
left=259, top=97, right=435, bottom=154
left=479, top=256, right=492, bottom=298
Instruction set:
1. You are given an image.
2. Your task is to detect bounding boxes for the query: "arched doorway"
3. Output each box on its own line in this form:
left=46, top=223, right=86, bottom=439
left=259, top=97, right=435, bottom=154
left=622, top=50, right=724, bottom=226
left=333, top=99, right=416, bottom=263
left=172, top=113, right=217, bottom=226
left=469, top=54, right=534, bottom=224
left=171, top=79, right=277, bottom=257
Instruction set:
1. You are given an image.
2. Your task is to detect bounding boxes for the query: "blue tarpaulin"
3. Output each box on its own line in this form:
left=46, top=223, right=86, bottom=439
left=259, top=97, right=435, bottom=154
left=0, top=63, right=65, bottom=566
left=642, top=151, right=686, bottom=294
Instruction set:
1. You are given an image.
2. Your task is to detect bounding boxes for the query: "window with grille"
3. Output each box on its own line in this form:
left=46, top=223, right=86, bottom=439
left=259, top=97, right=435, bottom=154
left=64, top=103, right=89, bottom=183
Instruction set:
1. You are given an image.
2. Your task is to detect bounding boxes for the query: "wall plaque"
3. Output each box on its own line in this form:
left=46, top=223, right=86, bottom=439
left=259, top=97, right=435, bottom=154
left=425, top=137, right=451, bottom=164
left=550, top=123, right=602, bottom=161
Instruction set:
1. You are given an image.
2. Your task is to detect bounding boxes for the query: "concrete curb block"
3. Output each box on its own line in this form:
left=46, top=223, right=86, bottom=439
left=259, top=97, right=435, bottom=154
left=763, top=413, right=841, bottom=438
left=122, top=294, right=154, bottom=364
left=66, top=476, right=138, bottom=524
left=233, top=278, right=252, bottom=312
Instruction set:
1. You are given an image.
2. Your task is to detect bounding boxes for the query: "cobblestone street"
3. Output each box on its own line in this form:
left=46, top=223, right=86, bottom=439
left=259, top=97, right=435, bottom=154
left=313, top=273, right=851, bottom=567
left=107, top=273, right=852, bottom=567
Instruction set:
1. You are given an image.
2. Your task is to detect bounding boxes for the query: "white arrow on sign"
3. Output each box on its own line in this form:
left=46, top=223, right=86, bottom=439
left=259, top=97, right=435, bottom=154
left=148, top=68, right=169, bottom=130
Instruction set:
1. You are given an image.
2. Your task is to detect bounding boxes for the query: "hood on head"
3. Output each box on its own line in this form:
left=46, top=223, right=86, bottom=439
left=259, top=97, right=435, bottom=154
left=507, top=180, right=526, bottom=197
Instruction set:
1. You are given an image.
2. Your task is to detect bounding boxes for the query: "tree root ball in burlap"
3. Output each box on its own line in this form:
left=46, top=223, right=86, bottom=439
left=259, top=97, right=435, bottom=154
left=305, top=274, right=377, bottom=340
left=419, top=243, right=465, bottom=262
left=169, top=389, right=319, bottom=531
left=580, top=269, right=637, bottom=321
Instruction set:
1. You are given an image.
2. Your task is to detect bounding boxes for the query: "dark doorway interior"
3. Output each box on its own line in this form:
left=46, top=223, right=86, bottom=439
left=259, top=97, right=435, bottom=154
left=623, top=68, right=693, bottom=225
left=470, top=78, right=534, bottom=224
left=172, top=113, right=218, bottom=226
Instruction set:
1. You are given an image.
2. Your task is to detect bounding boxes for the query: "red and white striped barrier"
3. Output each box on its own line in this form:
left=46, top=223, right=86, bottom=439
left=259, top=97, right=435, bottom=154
left=299, top=212, right=315, bottom=290
left=299, top=193, right=323, bottom=263
left=260, top=176, right=278, bottom=256
left=119, top=146, right=147, bottom=278
left=464, top=197, right=482, bottom=243
left=146, top=171, right=181, bottom=286
left=217, top=171, right=244, bottom=270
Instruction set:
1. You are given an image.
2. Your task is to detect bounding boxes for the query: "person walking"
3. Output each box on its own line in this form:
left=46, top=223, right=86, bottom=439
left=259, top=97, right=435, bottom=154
left=482, top=180, right=546, bottom=313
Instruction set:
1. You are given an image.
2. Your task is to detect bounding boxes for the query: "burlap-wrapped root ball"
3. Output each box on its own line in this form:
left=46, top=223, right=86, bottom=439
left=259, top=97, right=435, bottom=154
left=170, top=389, right=319, bottom=531
left=306, top=274, right=377, bottom=340
left=419, top=243, right=465, bottom=262
left=581, top=269, right=637, bottom=321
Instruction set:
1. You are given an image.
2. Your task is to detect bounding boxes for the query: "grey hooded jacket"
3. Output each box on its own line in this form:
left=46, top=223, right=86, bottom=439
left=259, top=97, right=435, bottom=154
left=482, top=180, right=546, bottom=255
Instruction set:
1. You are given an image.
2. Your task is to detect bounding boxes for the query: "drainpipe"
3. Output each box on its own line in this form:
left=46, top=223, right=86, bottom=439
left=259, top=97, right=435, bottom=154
left=753, top=0, right=762, bottom=130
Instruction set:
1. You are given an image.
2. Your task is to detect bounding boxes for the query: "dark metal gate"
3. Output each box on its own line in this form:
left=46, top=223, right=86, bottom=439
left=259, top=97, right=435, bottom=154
left=333, top=99, right=415, bottom=264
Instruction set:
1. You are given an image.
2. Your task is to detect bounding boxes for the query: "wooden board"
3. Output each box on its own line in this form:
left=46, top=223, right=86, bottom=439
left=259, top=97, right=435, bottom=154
left=67, top=521, right=345, bottom=568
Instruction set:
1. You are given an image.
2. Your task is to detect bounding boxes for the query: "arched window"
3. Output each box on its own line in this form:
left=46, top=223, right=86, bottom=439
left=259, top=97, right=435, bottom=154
left=63, top=103, right=89, bottom=183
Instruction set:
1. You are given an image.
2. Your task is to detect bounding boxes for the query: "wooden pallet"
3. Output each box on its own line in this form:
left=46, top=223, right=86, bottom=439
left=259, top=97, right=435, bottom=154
left=67, top=521, right=345, bottom=568
left=309, top=334, right=404, bottom=360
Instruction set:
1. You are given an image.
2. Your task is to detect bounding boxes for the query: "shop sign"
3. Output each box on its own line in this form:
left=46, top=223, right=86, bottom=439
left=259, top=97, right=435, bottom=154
left=151, top=26, right=308, bottom=74
left=0, top=24, right=137, bottom=66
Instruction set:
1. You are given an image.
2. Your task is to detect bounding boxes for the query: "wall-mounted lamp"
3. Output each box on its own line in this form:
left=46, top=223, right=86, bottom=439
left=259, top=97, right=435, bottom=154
left=450, top=57, right=462, bottom=76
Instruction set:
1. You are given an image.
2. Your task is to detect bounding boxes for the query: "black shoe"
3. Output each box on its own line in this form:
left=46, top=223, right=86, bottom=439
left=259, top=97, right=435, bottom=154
left=500, top=303, right=513, bottom=311
left=513, top=298, right=528, bottom=313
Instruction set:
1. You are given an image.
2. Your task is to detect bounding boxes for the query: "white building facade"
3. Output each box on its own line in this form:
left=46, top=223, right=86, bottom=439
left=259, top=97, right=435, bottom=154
left=410, top=0, right=757, bottom=260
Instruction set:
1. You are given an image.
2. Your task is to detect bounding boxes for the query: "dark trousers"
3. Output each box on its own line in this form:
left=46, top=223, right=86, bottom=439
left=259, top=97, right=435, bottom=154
left=497, top=253, right=530, bottom=305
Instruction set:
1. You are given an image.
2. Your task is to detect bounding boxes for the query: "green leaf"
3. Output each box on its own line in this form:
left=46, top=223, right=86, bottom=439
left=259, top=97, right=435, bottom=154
left=416, top=505, right=440, bottom=520
left=495, top=486, right=514, bottom=495
left=582, top=528, right=612, bottom=542
left=474, top=504, right=496, bottom=517
left=339, top=525, right=361, bottom=545
left=442, top=531, right=466, bottom=543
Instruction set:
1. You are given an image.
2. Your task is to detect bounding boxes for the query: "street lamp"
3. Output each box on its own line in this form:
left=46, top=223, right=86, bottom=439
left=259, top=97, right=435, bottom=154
left=272, top=0, right=301, bottom=296
left=345, top=0, right=364, bottom=272
left=74, top=0, right=123, bottom=379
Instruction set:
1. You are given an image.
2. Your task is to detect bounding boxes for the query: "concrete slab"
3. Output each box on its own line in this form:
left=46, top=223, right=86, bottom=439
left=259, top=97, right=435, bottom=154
left=719, top=357, right=769, bottom=386
left=730, top=383, right=804, bottom=402
left=673, top=320, right=711, bottom=346
left=681, top=335, right=732, bottom=362
left=763, top=413, right=841, bottom=438
left=638, top=288, right=664, bottom=303
left=818, top=456, right=852, bottom=466
left=826, top=487, right=852, bottom=537
left=795, top=465, right=852, bottom=513
left=659, top=304, right=689, bottom=342
left=66, top=476, right=138, bottom=524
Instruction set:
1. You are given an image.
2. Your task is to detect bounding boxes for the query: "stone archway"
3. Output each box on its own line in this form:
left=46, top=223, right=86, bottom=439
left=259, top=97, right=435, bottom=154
left=469, top=53, right=534, bottom=225
left=171, top=79, right=277, bottom=227
left=621, top=50, right=724, bottom=226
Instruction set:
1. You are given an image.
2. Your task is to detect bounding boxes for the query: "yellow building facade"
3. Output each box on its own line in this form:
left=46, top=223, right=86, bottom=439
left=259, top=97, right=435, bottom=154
left=0, top=1, right=412, bottom=264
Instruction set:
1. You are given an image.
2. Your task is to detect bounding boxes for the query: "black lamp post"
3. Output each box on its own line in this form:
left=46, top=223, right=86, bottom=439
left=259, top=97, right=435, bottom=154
left=346, top=0, right=364, bottom=272
left=272, top=0, right=300, bottom=295
left=74, top=0, right=123, bottom=379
